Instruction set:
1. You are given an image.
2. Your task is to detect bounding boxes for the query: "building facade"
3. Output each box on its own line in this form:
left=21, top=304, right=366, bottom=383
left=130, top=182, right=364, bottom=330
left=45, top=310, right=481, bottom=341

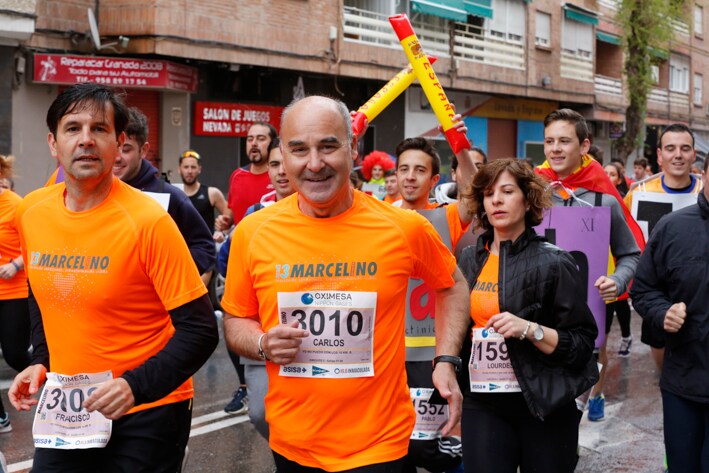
left=4, top=0, right=709, bottom=194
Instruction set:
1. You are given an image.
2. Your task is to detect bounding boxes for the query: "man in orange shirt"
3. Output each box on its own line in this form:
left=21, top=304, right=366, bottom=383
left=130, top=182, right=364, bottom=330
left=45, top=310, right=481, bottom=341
left=393, top=136, right=476, bottom=471
left=9, top=83, right=218, bottom=471
left=222, top=96, right=470, bottom=472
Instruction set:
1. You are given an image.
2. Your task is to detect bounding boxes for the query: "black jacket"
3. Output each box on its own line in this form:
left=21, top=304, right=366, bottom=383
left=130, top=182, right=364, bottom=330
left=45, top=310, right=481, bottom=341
left=458, top=228, right=599, bottom=420
left=630, top=192, right=709, bottom=403
left=126, top=160, right=215, bottom=274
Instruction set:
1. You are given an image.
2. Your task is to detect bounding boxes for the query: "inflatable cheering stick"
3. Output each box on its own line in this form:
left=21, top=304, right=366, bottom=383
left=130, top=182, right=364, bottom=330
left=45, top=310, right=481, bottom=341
left=351, top=56, right=437, bottom=137
left=389, top=14, right=471, bottom=153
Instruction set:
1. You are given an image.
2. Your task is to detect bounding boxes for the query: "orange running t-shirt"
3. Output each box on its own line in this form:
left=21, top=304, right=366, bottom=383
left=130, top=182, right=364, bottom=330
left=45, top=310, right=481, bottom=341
left=384, top=193, right=400, bottom=204
left=222, top=191, right=456, bottom=471
left=0, top=190, right=28, bottom=300
left=470, top=251, right=500, bottom=329
left=17, top=178, right=207, bottom=414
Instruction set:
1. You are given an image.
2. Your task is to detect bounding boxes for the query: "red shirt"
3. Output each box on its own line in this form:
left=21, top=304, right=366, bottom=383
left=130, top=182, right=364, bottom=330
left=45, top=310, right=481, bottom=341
left=227, top=167, right=273, bottom=225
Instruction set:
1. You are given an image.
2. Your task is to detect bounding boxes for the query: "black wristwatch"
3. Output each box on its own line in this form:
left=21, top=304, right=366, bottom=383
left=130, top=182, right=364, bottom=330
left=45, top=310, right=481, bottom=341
left=432, top=355, right=462, bottom=373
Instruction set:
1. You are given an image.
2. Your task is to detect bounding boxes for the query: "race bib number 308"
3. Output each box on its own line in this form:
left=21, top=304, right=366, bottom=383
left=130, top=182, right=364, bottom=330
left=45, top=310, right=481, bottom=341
left=469, top=328, right=520, bottom=393
left=278, top=291, right=376, bottom=378
left=33, top=371, right=113, bottom=449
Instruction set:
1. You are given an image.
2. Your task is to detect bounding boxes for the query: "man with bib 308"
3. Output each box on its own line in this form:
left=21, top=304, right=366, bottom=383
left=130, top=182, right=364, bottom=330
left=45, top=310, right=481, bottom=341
left=222, top=96, right=471, bottom=473
left=9, top=83, right=218, bottom=472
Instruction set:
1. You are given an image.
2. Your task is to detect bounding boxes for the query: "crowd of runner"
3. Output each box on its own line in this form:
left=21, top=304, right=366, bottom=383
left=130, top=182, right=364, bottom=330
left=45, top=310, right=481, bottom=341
left=0, top=83, right=706, bottom=473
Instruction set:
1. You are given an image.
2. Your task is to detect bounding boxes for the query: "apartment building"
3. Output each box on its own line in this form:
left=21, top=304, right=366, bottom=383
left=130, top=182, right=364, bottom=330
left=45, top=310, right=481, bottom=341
left=3, top=0, right=708, bottom=194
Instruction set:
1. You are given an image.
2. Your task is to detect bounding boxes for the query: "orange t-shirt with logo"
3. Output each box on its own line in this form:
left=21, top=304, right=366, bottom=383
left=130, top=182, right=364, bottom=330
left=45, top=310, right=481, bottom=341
left=0, top=190, right=28, bottom=300
left=221, top=191, right=456, bottom=471
left=470, top=251, right=500, bottom=329
left=16, top=178, right=207, bottom=414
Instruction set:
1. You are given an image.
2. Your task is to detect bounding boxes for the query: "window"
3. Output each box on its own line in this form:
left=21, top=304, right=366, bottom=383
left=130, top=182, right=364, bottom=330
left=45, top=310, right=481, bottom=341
left=651, top=65, right=660, bottom=85
left=535, top=11, right=551, bottom=47
left=670, top=54, right=690, bottom=93
left=695, top=4, right=704, bottom=37
left=694, top=73, right=703, bottom=105
left=562, top=16, right=593, bottom=59
left=489, top=0, right=525, bottom=43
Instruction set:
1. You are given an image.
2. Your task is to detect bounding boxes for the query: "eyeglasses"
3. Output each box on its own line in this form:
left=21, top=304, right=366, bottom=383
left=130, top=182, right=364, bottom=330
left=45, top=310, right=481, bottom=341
left=179, top=150, right=200, bottom=162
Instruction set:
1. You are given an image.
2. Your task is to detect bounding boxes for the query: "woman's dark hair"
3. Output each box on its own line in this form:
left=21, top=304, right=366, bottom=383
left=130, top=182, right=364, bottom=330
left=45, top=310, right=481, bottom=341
left=607, top=161, right=629, bottom=196
left=462, top=158, right=551, bottom=231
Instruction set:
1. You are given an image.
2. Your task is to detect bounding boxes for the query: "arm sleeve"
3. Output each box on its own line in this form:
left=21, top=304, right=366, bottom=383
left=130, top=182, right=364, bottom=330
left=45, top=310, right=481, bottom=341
left=605, top=195, right=641, bottom=294
left=27, top=282, right=50, bottom=369
left=628, top=225, right=672, bottom=341
left=167, top=192, right=217, bottom=274
left=547, top=252, right=598, bottom=369
left=121, top=294, right=218, bottom=405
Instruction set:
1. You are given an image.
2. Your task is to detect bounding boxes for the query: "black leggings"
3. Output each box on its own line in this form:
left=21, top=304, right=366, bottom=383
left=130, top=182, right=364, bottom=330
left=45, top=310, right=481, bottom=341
left=0, top=298, right=31, bottom=416
left=662, top=389, right=709, bottom=473
left=462, top=402, right=581, bottom=473
left=273, top=451, right=404, bottom=473
left=605, top=299, right=631, bottom=337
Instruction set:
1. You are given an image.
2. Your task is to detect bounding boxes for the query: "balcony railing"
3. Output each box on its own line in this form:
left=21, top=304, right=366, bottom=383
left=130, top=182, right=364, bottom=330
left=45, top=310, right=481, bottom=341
left=453, top=22, right=525, bottom=70
left=343, top=6, right=524, bottom=69
left=595, top=75, right=623, bottom=96
left=670, top=18, right=690, bottom=36
left=649, top=87, right=669, bottom=104
left=669, top=91, right=689, bottom=108
left=560, top=51, right=594, bottom=82
left=342, top=6, right=399, bottom=49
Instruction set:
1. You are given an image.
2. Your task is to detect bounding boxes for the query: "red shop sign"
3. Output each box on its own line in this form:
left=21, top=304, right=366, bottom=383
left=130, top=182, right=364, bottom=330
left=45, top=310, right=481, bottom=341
left=33, top=53, right=199, bottom=93
left=194, top=101, right=283, bottom=137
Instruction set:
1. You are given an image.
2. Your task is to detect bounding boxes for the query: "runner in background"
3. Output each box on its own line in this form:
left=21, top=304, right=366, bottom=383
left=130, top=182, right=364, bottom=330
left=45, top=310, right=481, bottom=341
left=217, top=122, right=276, bottom=230
left=222, top=95, right=470, bottom=472
left=630, top=156, right=709, bottom=473
left=458, top=159, right=598, bottom=473
left=537, top=109, right=642, bottom=423
left=383, top=169, right=400, bottom=204
left=0, top=154, right=31, bottom=433
left=625, top=124, right=702, bottom=370
left=9, top=83, right=218, bottom=471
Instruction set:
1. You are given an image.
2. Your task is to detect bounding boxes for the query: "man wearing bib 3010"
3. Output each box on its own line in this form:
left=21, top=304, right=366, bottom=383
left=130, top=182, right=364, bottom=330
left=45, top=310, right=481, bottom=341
left=9, top=83, right=218, bottom=472
left=222, top=96, right=470, bottom=473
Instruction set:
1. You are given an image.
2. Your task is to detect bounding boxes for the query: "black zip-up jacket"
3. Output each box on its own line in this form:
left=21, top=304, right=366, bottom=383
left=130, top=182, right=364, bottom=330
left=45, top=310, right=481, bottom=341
left=458, top=228, right=599, bottom=420
left=126, top=160, right=215, bottom=274
left=630, top=191, right=709, bottom=403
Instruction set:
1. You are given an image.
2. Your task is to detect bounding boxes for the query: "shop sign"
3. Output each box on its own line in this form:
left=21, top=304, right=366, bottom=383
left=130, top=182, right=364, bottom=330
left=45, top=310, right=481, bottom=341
left=194, top=101, right=283, bottom=137
left=33, top=53, right=198, bottom=92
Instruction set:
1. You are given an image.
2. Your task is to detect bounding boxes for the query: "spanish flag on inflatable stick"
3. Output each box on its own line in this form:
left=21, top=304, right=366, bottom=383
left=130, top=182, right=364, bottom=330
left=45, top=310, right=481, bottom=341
left=389, top=14, right=470, bottom=154
left=352, top=56, right=437, bottom=137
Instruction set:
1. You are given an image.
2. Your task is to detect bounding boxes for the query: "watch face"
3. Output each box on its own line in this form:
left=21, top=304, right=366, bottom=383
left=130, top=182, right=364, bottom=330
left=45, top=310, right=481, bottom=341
left=534, top=326, right=544, bottom=341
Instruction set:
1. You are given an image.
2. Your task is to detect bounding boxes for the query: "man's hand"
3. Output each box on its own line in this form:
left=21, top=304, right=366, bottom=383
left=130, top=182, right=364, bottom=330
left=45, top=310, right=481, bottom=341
left=432, top=362, right=462, bottom=436
left=262, top=320, right=309, bottom=365
left=594, top=276, right=618, bottom=302
left=0, top=263, right=18, bottom=280
left=215, top=214, right=232, bottom=232
left=84, top=378, right=135, bottom=420
left=664, top=302, right=687, bottom=333
left=9, top=364, right=47, bottom=411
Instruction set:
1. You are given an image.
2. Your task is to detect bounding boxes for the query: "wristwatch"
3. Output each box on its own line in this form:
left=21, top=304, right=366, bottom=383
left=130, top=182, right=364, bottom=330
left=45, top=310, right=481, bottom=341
left=533, top=324, right=545, bottom=342
left=432, top=355, right=462, bottom=373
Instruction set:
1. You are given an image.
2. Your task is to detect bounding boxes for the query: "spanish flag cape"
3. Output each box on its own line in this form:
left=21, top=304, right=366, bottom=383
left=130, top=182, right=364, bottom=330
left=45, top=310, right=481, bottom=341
left=535, top=154, right=646, bottom=252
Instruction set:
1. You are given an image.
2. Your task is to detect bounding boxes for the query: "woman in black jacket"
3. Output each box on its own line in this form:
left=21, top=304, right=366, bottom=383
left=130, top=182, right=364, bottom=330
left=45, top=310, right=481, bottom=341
left=457, top=159, right=598, bottom=473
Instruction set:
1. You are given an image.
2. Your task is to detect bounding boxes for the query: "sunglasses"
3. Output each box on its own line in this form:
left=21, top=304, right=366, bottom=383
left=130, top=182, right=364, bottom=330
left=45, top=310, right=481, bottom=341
left=180, top=151, right=200, bottom=162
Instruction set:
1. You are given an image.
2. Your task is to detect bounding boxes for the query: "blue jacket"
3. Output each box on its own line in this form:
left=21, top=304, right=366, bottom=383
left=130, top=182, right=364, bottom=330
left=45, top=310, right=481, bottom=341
left=125, top=160, right=215, bottom=274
